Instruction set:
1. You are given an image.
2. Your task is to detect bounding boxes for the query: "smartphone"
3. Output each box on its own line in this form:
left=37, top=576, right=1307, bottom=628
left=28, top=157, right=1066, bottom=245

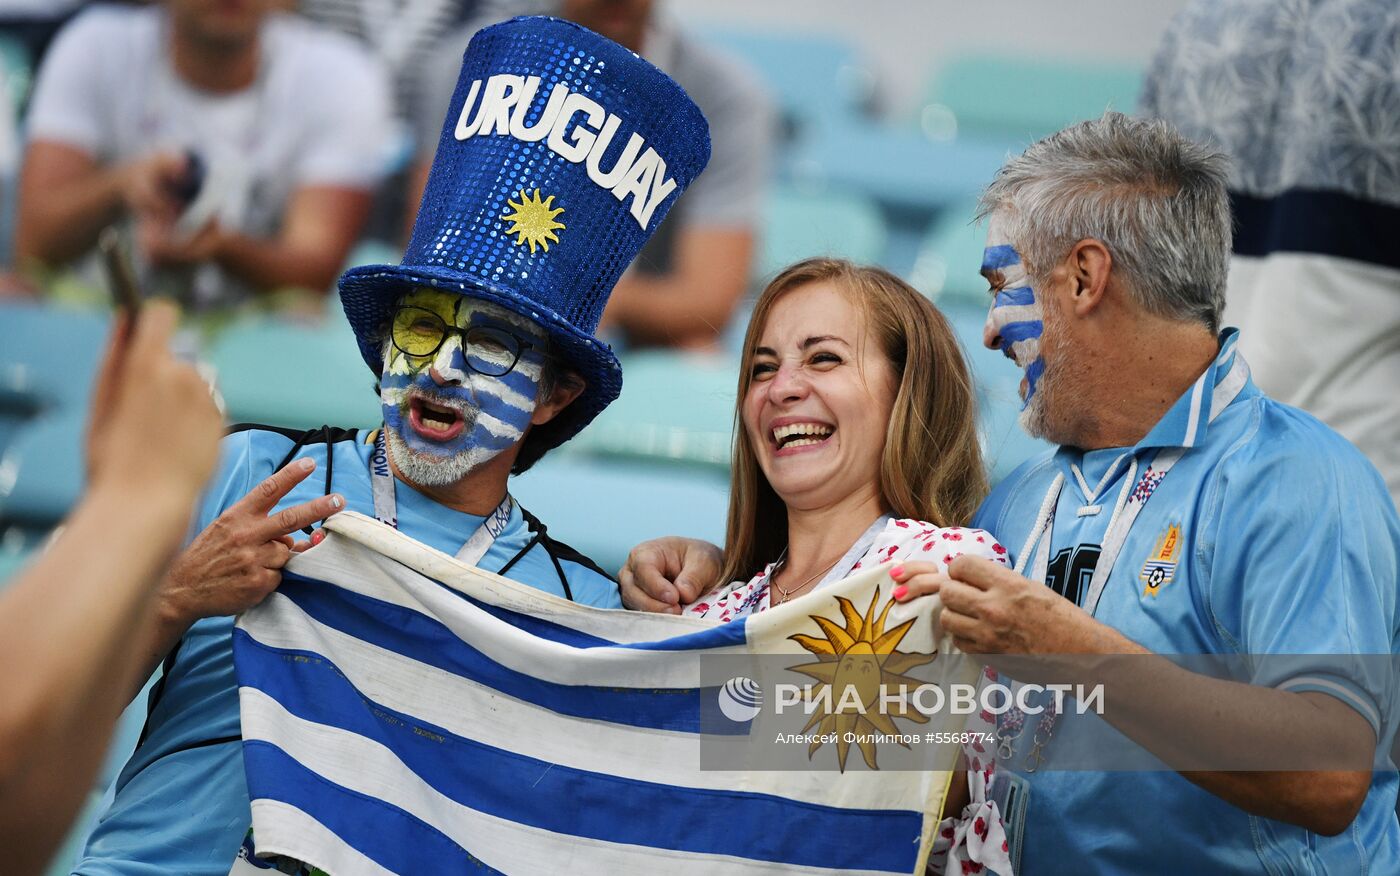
left=98, top=226, right=141, bottom=315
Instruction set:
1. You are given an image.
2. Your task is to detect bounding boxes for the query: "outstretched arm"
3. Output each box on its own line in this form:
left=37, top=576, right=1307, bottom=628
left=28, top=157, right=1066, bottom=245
left=142, top=185, right=372, bottom=295
left=0, top=303, right=221, bottom=875
left=14, top=141, right=186, bottom=268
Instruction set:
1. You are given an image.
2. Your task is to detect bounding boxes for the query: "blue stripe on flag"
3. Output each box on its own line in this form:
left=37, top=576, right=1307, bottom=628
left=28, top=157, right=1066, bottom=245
left=982, top=244, right=1020, bottom=270
left=244, top=742, right=503, bottom=874
left=269, top=579, right=709, bottom=731
left=238, top=638, right=922, bottom=872
left=453, top=588, right=749, bottom=652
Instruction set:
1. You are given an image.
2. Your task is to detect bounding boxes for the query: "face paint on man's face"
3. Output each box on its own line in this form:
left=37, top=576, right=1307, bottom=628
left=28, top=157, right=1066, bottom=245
left=379, top=288, right=549, bottom=487
left=981, top=214, right=1046, bottom=411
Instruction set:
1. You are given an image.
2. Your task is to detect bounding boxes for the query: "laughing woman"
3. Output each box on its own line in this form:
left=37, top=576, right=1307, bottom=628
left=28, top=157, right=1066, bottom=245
left=640, top=258, right=1014, bottom=873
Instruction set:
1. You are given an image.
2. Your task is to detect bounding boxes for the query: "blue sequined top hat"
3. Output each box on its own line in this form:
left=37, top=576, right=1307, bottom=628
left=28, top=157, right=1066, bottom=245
left=338, top=15, right=710, bottom=471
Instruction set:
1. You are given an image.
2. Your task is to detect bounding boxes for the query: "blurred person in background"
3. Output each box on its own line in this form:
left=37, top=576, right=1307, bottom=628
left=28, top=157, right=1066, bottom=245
left=289, top=0, right=489, bottom=246
left=12, top=0, right=395, bottom=311
left=411, top=0, right=774, bottom=348
left=0, top=302, right=222, bottom=876
left=292, top=0, right=483, bottom=123
left=1141, top=0, right=1400, bottom=511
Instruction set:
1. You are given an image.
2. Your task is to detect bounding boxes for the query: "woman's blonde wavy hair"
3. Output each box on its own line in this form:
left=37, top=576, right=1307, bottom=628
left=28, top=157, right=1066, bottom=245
left=714, top=258, right=989, bottom=589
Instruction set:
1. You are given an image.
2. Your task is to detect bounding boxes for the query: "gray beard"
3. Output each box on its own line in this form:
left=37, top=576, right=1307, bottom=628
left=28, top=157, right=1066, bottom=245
left=1018, top=389, right=1050, bottom=440
left=384, top=423, right=484, bottom=488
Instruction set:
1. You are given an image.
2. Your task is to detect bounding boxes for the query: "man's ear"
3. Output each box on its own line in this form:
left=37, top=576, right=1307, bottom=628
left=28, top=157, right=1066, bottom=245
left=1067, top=238, right=1112, bottom=317
left=530, top=371, right=586, bottom=426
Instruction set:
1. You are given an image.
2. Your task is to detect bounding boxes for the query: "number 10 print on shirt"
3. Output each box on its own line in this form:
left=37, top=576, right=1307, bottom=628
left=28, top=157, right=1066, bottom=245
left=1046, top=545, right=1102, bottom=607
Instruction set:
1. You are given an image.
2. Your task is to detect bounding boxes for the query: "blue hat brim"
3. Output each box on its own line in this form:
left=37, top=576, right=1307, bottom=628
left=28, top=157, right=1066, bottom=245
left=337, top=263, right=622, bottom=463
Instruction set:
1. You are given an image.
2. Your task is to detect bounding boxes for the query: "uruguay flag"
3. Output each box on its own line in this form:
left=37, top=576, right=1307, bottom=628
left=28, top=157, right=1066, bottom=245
left=233, top=512, right=957, bottom=875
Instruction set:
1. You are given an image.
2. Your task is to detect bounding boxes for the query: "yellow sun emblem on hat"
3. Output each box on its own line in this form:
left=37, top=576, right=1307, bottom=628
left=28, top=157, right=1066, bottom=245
left=502, top=188, right=565, bottom=254
left=788, top=592, right=935, bottom=771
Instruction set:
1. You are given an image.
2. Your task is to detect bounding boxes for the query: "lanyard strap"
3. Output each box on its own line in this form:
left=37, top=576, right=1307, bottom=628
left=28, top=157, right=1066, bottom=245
left=369, top=430, right=513, bottom=567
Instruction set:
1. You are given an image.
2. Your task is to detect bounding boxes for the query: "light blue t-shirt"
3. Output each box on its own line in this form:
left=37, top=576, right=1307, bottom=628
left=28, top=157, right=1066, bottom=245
left=974, top=330, right=1400, bottom=874
left=73, top=426, right=619, bottom=876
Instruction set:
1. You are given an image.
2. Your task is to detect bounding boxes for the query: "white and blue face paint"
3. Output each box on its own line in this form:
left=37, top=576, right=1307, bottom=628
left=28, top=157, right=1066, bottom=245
left=380, top=288, right=548, bottom=486
left=981, top=214, right=1046, bottom=410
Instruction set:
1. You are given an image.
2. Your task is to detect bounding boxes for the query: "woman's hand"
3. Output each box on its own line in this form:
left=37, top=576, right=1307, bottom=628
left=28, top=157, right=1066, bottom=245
left=619, top=537, right=722, bottom=614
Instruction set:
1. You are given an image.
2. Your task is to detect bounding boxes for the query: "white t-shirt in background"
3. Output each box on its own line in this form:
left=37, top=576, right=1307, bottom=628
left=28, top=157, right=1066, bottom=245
left=25, top=5, right=395, bottom=306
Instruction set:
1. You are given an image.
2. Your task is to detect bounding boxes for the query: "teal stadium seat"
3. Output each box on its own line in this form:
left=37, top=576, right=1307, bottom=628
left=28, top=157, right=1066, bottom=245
left=755, top=188, right=888, bottom=281
left=922, top=55, right=1143, bottom=144
left=787, top=125, right=1013, bottom=217
left=910, top=200, right=993, bottom=304
left=0, top=303, right=108, bottom=530
left=512, top=454, right=730, bottom=576
left=571, top=349, right=737, bottom=470
left=207, top=315, right=381, bottom=431
left=0, top=32, right=31, bottom=115
left=787, top=55, right=1141, bottom=220
left=698, top=28, right=873, bottom=138
left=526, top=349, right=739, bottom=571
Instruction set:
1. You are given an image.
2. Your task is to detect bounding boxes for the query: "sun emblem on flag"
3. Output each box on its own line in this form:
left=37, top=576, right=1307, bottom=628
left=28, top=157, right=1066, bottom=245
left=788, top=592, right=935, bottom=771
left=502, top=188, right=565, bottom=253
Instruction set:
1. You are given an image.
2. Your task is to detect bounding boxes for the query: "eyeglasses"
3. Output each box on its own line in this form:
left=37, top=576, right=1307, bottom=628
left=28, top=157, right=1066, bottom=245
left=389, top=305, right=540, bottom=377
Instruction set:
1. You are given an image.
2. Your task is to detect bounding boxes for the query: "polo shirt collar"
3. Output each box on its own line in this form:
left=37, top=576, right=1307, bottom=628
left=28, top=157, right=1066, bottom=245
left=1136, top=327, right=1246, bottom=451
left=1052, top=327, right=1251, bottom=476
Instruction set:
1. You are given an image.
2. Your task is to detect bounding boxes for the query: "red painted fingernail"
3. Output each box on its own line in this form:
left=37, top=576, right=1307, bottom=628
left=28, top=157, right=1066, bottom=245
left=311, top=530, right=324, bottom=545
left=890, top=565, right=905, bottom=579
left=892, top=585, right=908, bottom=600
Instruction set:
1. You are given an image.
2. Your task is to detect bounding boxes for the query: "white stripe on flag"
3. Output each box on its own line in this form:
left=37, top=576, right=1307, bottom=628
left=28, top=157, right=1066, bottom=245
left=240, top=592, right=930, bottom=810
left=301, top=512, right=717, bottom=645
left=242, top=689, right=899, bottom=876
left=285, top=550, right=743, bottom=690
left=245, top=799, right=395, bottom=876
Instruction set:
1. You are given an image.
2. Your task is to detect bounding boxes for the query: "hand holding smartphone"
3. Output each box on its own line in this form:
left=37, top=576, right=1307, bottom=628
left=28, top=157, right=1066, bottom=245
left=98, top=226, right=141, bottom=318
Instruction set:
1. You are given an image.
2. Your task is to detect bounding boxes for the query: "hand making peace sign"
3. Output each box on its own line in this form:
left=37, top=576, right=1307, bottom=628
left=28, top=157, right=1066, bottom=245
left=156, top=457, right=345, bottom=630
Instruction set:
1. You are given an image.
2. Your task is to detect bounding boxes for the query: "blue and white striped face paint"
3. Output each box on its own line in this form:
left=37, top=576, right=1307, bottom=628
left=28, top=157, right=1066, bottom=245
left=981, top=214, right=1046, bottom=409
left=380, top=288, right=548, bottom=486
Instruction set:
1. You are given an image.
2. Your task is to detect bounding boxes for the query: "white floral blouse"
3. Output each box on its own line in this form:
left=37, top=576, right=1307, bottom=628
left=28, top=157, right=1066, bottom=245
left=682, top=518, right=1016, bottom=875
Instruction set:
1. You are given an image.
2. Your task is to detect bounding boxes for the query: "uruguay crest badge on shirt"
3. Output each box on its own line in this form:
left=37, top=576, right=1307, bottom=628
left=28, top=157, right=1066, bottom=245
left=1140, top=523, right=1181, bottom=597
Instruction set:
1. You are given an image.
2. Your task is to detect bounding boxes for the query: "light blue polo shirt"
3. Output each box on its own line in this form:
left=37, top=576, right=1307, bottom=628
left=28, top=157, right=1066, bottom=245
left=975, top=330, right=1400, bottom=874
left=73, top=427, right=620, bottom=876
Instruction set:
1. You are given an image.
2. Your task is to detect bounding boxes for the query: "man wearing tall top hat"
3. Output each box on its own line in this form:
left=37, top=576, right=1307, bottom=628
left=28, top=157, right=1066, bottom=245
left=70, top=17, right=709, bottom=876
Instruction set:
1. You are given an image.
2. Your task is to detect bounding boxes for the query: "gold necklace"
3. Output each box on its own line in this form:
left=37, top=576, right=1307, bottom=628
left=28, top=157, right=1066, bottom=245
left=772, top=554, right=842, bottom=605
